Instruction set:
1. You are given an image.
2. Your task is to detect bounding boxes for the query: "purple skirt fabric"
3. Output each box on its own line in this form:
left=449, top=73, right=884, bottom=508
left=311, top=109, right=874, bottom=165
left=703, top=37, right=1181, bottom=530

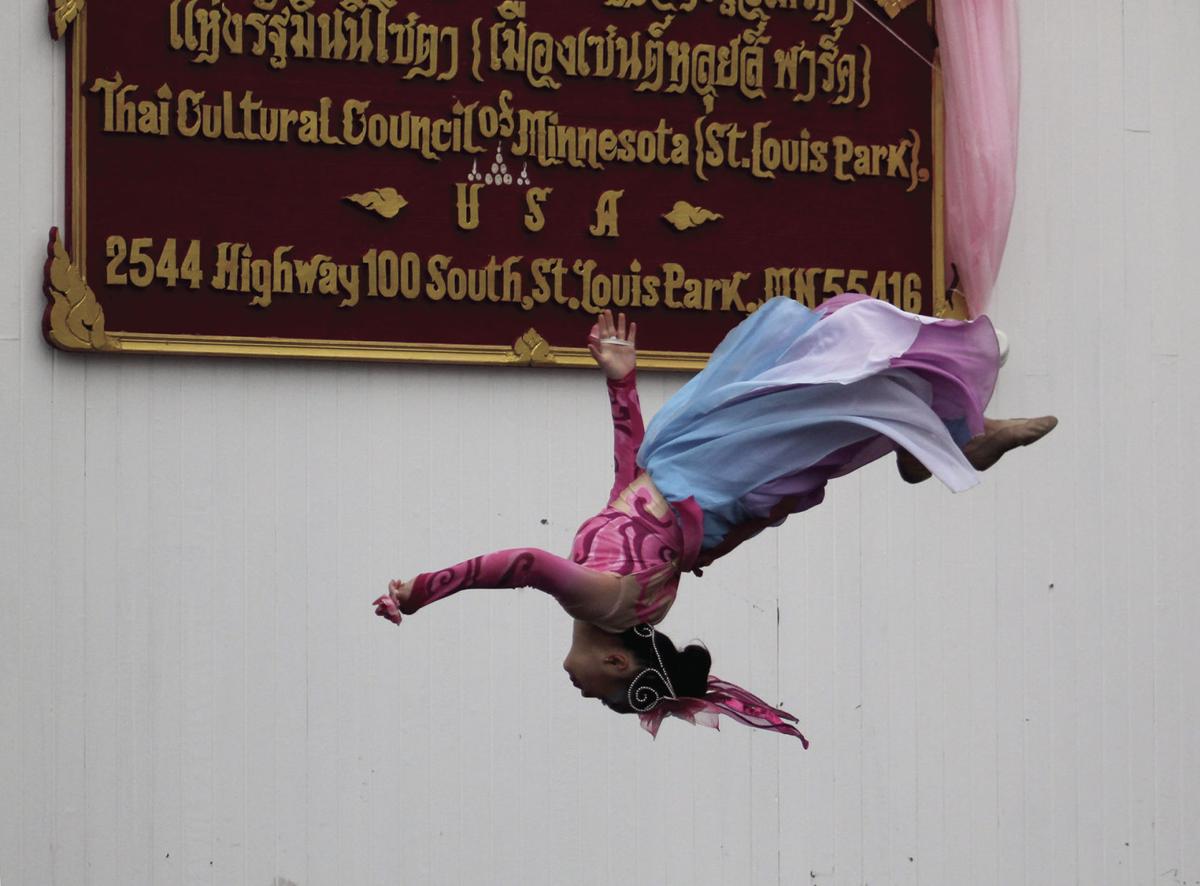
left=639, top=295, right=1001, bottom=548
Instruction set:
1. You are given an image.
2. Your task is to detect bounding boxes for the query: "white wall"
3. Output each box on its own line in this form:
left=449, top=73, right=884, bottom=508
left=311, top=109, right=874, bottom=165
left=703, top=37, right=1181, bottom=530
left=3, top=2, right=1199, bottom=885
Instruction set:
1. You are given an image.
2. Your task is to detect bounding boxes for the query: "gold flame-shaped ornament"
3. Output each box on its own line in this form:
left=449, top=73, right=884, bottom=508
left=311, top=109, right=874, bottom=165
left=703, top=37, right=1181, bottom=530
left=48, top=0, right=85, bottom=40
left=345, top=188, right=409, bottom=219
left=875, top=0, right=920, bottom=18
left=43, top=227, right=113, bottom=351
left=663, top=201, right=723, bottom=232
left=511, top=329, right=556, bottom=366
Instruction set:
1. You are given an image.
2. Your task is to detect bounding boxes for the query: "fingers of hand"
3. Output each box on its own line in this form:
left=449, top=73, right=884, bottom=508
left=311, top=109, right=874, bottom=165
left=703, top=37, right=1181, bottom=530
left=372, top=595, right=402, bottom=625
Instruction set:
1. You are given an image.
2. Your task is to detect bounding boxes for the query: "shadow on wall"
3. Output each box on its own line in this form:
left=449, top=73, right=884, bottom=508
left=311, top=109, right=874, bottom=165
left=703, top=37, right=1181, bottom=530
left=272, top=879, right=298, bottom=886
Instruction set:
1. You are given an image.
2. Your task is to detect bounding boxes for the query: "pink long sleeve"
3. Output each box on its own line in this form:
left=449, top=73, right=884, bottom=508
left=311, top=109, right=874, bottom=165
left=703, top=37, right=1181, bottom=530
left=607, top=371, right=645, bottom=501
left=400, top=548, right=624, bottom=624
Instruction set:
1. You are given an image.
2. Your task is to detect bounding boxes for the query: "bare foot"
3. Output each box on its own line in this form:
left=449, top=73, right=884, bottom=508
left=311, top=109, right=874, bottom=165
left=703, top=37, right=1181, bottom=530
left=963, top=416, right=1059, bottom=472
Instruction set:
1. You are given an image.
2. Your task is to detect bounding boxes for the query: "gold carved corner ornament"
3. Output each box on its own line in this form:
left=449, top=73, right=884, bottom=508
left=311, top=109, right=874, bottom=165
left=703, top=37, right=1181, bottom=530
left=510, top=329, right=557, bottom=366
left=48, top=0, right=85, bottom=40
left=345, top=187, right=409, bottom=219
left=874, top=0, right=920, bottom=18
left=663, top=201, right=723, bottom=232
left=43, top=227, right=115, bottom=352
left=933, top=288, right=970, bottom=321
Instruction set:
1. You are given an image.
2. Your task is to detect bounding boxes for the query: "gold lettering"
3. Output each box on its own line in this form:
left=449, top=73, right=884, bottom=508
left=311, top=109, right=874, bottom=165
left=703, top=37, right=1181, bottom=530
left=589, top=189, right=624, bottom=238
left=523, top=187, right=553, bottom=232
left=455, top=183, right=484, bottom=231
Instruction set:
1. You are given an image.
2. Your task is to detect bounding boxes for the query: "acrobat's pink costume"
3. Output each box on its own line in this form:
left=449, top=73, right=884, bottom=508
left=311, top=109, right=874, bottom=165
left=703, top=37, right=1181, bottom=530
left=374, top=295, right=1001, bottom=742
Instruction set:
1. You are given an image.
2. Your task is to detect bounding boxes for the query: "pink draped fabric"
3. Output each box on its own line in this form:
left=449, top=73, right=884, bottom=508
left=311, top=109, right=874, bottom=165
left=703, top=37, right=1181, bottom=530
left=638, top=676, right=809, bottom=746
left=937, top=0, right=1021, bottom=316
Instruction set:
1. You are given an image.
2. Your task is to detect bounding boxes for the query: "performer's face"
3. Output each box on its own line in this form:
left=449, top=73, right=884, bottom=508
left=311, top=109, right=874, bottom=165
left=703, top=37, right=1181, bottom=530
left=563, top=621, right=637, bottom=706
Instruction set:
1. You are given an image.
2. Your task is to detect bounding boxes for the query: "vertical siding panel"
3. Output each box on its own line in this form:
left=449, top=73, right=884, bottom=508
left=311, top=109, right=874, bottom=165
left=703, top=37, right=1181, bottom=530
left=1122, top=5, right=1167, bottom=885
left=83, top=365, right=120, bottom=886
left=115, top=361, right=154, bottom=886
left=273, top=368, right=309, bottom=885
left=333, top=365, right=372, bottom=886
left=1098, top=106, right=1136, bottom=878
left=0, top=0, right=19, bottom=340
left=460, top=369, right=499, bottom=878
left=372, top=366, right=433, bottom=885
left=833, top=480, right=864, bottom=886
left=1052, top=6, right=1093, bottom=886
left=1122, top=136, right=1160, bottom=886
left=1073, top=4, right=1122, bottom=885
left=963, top=492, right=1001, bottom=886
left=515, top=372, right=558, bottom=886
left=210, top=364, right=248, bottom=885
left=912, top=486, right=946, bottom=886
left=938, top=491, right=980, bottom=886
left=51, top=355, right=87, bottom=886
left=992, top=463, right=1025, bottom=886
left=304, top=369, right=340, bottom=886
left=1150, top=357, right=1182, bottom=886
left=748, top=542, right=781, bottom=886
left=179, top=364, right=216, bottom=885
left=18, top=341, right=56, bottom=886
left=859, top=463, right=893, bottom=886
left=543, top=370, right=586, bottom=886
left=718, top=597, right=753, bottom=886
left=242, top=368, right=279, bottom=886
left=885, top=484, right=919, bottom=886
left=0, top=342, right=22, bottom=878
left=423, top=369, right=467, bottom=882
left=1174, top=8, right=1200, bottom=880
left=149, top=368, right=184, bottom=886
left=779, top=490, right=836, bottom=882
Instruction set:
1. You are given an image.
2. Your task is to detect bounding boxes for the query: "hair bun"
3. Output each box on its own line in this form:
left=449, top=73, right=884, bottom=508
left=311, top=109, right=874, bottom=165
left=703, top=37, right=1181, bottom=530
left=673, top=643, right=712, bottom=697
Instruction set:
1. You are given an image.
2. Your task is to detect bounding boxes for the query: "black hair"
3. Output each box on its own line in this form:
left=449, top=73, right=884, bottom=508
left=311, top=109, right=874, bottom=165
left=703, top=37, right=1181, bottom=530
left=606, top=626, right=712, bottom=713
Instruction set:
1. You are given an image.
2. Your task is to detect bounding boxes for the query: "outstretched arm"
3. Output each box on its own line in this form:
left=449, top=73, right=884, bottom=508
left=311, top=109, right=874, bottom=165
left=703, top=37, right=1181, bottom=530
left=374, top=548, right=628, bottom=625
left=587, top=310, right=645, bottom=501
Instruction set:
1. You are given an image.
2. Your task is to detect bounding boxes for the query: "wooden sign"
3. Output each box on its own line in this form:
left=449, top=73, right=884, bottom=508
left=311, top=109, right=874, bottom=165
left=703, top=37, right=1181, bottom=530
left=45, top=0, right=944, bottom=369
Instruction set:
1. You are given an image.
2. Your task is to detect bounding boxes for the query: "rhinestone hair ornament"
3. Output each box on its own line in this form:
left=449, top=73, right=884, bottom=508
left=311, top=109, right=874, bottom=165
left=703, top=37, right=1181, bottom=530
left=626, top=625, right=676, bottom=713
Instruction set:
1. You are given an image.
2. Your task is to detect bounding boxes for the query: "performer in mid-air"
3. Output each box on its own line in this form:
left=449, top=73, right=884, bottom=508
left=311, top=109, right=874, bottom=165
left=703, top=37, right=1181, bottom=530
left=373, top=297, right=1056, bottom=743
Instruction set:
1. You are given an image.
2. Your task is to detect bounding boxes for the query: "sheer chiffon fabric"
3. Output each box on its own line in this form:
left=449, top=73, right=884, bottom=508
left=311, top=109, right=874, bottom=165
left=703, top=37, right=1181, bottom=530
left=939, top=0, right=1021, bottom=316
left=639, top=296, right=1000, bottom=548
left=639, top=676, right=810, bottom=746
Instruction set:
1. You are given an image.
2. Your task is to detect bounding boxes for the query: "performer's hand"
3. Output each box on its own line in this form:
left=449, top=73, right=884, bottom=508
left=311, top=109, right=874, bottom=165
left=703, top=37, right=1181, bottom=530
left=373, top=578, right=412, bottom=625
left=587, top=310, right=637, bottom=380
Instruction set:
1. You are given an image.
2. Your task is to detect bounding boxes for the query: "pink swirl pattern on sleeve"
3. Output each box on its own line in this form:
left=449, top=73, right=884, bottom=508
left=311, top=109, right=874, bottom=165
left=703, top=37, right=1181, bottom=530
left=401, top=548, right=622, bottom=624
left=606, top=371, right=645, bottom=501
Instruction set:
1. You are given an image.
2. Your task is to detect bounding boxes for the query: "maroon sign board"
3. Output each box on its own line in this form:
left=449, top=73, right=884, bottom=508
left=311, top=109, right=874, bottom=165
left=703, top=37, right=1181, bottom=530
left=45, top=0, right=946, bottom=369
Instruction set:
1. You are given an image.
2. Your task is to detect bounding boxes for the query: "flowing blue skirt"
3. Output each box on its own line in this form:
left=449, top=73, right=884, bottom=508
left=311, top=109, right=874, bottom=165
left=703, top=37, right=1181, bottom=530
left=638, top=296, right=1000, bottom=548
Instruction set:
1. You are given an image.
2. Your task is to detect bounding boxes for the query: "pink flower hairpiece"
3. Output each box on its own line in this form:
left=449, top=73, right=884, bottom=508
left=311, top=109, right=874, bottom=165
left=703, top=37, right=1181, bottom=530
left=637, top=675, right=810, bottom=747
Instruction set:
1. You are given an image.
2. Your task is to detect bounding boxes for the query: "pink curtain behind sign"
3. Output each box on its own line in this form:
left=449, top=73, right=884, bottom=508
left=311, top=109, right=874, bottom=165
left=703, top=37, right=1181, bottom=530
left=937, top=0, right=1021, bottom=317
